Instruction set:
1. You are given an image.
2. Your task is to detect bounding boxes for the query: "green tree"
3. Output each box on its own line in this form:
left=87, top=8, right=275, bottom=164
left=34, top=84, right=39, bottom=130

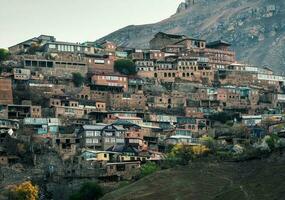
left=70, top=182, right=103, bottom=200
left=0, top=48, right=9, bottom=62
left=140, top=162, right=160, bottom=177
left=114, top=59, right=136, bottom=75
left=72, top=73, right=84, bottom=87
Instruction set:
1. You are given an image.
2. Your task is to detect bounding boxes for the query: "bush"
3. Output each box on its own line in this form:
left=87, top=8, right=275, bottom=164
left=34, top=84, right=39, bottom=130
left=10, top=181, right=39, bottom=200
left=168, top=144, right=194, bottom=165
left=0, top=48, right=9, bottom=62
left=70, top=182, right=103, bottom=200
left=140, top=162, right=160, bottom=177
left=216, top=151, right=233, bottom=160
left=72, top=73, right=84, bottom=87
left=264, top=134, right=281, bottom=150
left=200, top=136, right=216, bottom=152
left=114, top=59, right=136, bottom=75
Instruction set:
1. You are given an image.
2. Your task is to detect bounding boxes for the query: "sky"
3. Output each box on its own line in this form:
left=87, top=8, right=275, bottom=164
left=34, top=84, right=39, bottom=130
left=0, top=0, right=183, bottom=48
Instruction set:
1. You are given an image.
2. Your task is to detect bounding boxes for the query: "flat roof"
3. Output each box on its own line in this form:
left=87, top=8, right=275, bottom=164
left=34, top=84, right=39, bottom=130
left=206, top=40, right=231, bottom=47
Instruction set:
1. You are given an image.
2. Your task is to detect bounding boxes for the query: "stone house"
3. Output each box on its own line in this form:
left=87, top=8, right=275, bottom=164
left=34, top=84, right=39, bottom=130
left=23, top=118, right=60, bottom=135
left=176, top=116, right=209, bottom=134
left=86, top=54, right=114, bottom=74
left=7, top=104, right=41, bottom=119
left=109, top=92, right=146, bottom=111
left=92, top=74, right=128, bottom=92
left=13, top=68, right=31, bottom=80
left=21, top=54, right=88, bottom=78
left=147, top=92, right=186, bottom=110
left=0, top=78, right=13, bottom=105
left=78, top=124, right=125, bottom=150
left=99, top=41, right=117, bottom=52
left=54, top=133, right=80, bottom=160
left=149, top=32, right=187, bottom=50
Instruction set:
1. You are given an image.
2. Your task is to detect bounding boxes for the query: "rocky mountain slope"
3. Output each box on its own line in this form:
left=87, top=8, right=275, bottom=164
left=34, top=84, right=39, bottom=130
left=97, top=0, right=285, bottom=72
left=102, top=152, right=285, bottom=200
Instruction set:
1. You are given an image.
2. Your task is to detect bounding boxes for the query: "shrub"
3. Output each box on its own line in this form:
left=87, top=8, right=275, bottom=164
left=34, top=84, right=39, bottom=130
left=72, top=73, right=84, bottom=87
left=140, top=162, right=160, bottom=177
left=264, top=134, right=280, bottom=150
left=168, top=144, right=194, bottom=165
left=70, top=182, right=103, bottom=200
left=114, top=59, right=136, bottom=75
left=0, top=48, right=9, bottom=62
left=200, top=136, right=216, bottom=152
left=10, top=181, right=39, bottom=200
left=253, top=140, right=270, bottom=152
left=216, top=151, right=233, bottom=160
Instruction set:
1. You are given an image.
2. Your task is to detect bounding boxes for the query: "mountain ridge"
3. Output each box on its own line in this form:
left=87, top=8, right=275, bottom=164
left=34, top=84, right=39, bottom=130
left=97, top=0, right=285, bottom=72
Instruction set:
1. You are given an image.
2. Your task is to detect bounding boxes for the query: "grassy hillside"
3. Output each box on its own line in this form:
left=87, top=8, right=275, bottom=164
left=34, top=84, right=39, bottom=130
left=102, top=153, right=285, bottom=200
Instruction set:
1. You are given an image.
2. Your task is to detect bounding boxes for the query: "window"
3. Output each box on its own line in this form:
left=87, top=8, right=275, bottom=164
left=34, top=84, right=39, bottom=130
left=105, top=132, right=113, bottom=137
left=85, top=131, right=93, bottom=137
left=86, top=138, right=93, bottom=144
left=94, top=131, right=100, bottom=136
left=49, top=44, right=56, bottom=49
left=105, top=138, right=110, bottom=143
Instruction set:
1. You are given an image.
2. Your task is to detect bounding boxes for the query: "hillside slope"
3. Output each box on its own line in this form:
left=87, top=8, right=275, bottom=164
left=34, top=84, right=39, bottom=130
left=102, top=154, right=285, bottom=200
left=98, top=0, right=285, bottom=71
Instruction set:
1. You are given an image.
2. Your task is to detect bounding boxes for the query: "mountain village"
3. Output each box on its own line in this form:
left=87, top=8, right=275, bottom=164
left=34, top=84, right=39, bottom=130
left=1, top=31, right=285, bottom=198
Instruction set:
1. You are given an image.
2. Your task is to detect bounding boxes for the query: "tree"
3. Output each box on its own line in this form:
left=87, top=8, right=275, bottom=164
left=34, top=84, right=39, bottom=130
left=140, top=162, right=160, bottom=177
left=200, top=136, right=216, bottom=152
left=230, top=124, right=250, bottom=139
left=0, top=48, right=9, bottom=62
left=10, top=181, right=39, bottom=200
left=114, top=59, right=136, bottom=75
left=72, top=73, right=84, bottom=87
left=168, top=144, right=193, bottom=165
left=70, top=182, right=103, bottom=200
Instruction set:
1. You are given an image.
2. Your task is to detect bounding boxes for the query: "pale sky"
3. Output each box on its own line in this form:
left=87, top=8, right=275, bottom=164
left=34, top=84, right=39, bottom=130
left=0, top=0, right=182, bottom=48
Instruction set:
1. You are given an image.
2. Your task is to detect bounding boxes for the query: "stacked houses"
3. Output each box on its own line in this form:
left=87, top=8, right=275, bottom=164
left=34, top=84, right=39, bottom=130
left=1, top=32, right=285, bottom=179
